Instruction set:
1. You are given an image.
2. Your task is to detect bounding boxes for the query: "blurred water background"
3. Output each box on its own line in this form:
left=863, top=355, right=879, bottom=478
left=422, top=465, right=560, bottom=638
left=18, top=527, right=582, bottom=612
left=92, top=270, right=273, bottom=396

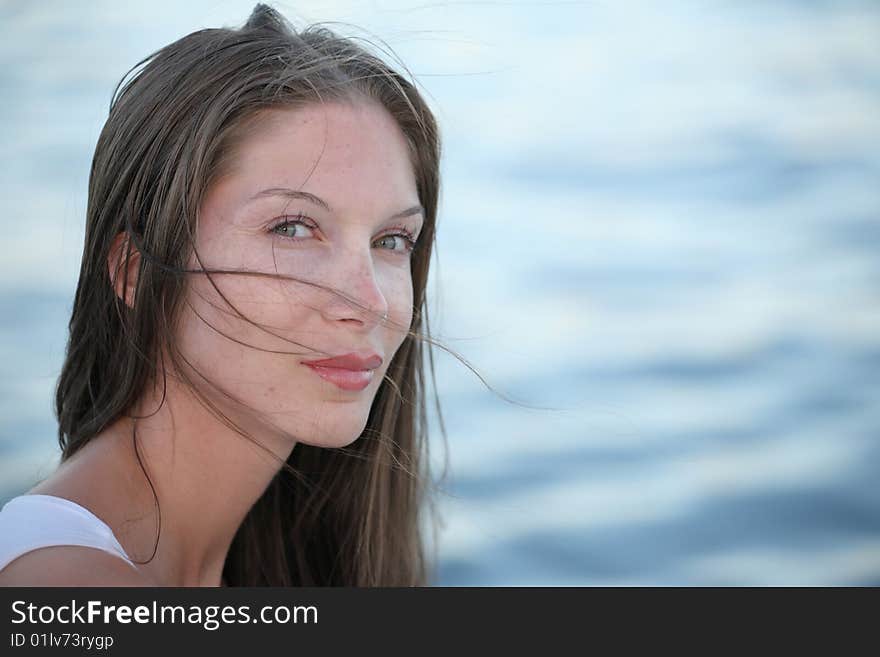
left=1, top=1, right=878, bottom=585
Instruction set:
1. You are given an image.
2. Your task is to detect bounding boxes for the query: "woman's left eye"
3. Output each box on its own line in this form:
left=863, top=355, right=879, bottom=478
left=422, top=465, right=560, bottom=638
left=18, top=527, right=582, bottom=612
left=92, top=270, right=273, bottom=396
left=374, top=233, right=416, bottom=253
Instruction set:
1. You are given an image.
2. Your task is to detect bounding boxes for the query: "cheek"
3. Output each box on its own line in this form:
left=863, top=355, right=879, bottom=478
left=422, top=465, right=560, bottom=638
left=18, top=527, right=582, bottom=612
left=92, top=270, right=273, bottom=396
left=180, top=272, right=306, bottom=358
left=380, top=269, right=415, bottom=364
left=383, top=265, right=414, bottom=323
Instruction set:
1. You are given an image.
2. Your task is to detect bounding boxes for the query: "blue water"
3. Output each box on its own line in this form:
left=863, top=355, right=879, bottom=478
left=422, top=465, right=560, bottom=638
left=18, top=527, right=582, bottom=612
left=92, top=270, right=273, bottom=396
left=1, top=1, right=878, bottom=585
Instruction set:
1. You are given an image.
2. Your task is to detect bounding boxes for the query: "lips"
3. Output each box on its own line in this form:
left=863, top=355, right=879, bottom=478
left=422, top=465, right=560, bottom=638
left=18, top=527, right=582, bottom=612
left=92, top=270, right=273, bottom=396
left=301, top=352, right=383, bottom=371
left=301, top=352, right=383, bottom=392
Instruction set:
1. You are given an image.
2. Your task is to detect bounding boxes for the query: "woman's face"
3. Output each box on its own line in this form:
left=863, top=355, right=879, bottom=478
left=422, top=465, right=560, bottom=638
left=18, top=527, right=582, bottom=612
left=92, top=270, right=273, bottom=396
left=176, top=99, right=421, bottom=448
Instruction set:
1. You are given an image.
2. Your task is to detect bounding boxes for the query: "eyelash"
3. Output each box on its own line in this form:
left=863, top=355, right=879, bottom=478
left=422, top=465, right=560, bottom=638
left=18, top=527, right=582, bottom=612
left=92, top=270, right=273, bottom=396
left=268, top=214, right=418, bottom=253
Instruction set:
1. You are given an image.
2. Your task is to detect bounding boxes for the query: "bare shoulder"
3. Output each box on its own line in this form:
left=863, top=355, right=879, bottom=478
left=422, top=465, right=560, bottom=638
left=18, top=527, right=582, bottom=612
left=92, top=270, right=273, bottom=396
left=0, top=546, right=153, bottom=587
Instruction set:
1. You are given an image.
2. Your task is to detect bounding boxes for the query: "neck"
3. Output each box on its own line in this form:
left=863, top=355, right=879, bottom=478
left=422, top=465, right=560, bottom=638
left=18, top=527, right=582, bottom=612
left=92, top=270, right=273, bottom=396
left=88, top=375, right=296, bottom=586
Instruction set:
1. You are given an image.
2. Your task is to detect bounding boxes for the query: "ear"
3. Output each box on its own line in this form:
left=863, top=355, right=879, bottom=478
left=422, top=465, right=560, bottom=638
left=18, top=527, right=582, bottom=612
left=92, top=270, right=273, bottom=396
left=107, top=231, right=142, bottom=308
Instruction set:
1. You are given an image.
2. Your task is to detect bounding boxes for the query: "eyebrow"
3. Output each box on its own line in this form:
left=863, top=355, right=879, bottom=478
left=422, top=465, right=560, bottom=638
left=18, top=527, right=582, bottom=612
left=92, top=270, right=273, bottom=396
left=248, top=187, right=424, bottom=221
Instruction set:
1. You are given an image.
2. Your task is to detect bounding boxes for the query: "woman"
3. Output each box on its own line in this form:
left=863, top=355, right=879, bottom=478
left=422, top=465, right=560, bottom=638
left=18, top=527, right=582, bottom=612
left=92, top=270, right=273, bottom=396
left=0, top=4, right=443, bottom=586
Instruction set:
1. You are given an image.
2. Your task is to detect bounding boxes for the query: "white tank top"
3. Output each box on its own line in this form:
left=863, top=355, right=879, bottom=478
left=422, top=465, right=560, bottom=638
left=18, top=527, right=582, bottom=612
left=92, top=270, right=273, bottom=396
left=0, top=494, right=138, bottom=573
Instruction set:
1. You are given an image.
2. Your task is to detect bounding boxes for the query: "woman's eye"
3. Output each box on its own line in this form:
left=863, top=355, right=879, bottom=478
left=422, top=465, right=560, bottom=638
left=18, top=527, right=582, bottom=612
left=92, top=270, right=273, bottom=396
left=271, top=220, right=314, bottom=239
left=375, top=234, right=415, bottom=253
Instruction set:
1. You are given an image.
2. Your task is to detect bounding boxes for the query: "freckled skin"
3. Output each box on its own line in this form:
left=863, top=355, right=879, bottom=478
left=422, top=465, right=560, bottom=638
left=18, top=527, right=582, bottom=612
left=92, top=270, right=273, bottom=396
left=178, top=100, right=421, bottom=448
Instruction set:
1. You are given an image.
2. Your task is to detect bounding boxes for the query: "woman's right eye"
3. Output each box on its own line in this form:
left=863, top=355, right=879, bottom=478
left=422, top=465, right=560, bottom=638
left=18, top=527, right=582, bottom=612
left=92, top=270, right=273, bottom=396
left=271, top=219, right=315, bottom=240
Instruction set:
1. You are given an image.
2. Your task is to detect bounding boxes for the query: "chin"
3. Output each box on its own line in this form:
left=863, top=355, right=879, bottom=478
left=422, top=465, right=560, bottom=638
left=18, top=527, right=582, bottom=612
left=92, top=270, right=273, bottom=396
left=288, top=415, right=370, bottom=450
left=297, top=431, right=365, bottom=450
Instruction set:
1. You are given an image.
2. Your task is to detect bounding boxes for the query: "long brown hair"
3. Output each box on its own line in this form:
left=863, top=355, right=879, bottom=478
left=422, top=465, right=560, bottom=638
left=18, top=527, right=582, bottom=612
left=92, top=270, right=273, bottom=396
left=55, top=4, right=448, bottom=586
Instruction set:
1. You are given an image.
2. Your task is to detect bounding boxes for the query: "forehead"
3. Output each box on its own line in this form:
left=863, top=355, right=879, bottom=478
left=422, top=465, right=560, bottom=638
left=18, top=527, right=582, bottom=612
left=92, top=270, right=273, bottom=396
left=214, top=100, right=418, bottom=212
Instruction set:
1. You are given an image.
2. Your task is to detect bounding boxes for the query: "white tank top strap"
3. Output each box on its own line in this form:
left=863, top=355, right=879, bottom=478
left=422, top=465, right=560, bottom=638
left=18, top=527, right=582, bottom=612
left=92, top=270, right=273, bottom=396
left=0, top=494, right=138, bottom=573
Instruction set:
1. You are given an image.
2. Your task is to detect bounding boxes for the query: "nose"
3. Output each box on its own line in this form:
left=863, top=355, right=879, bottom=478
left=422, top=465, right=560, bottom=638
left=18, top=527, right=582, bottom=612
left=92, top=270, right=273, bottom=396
left=321, top=252, right=389, bottom=329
